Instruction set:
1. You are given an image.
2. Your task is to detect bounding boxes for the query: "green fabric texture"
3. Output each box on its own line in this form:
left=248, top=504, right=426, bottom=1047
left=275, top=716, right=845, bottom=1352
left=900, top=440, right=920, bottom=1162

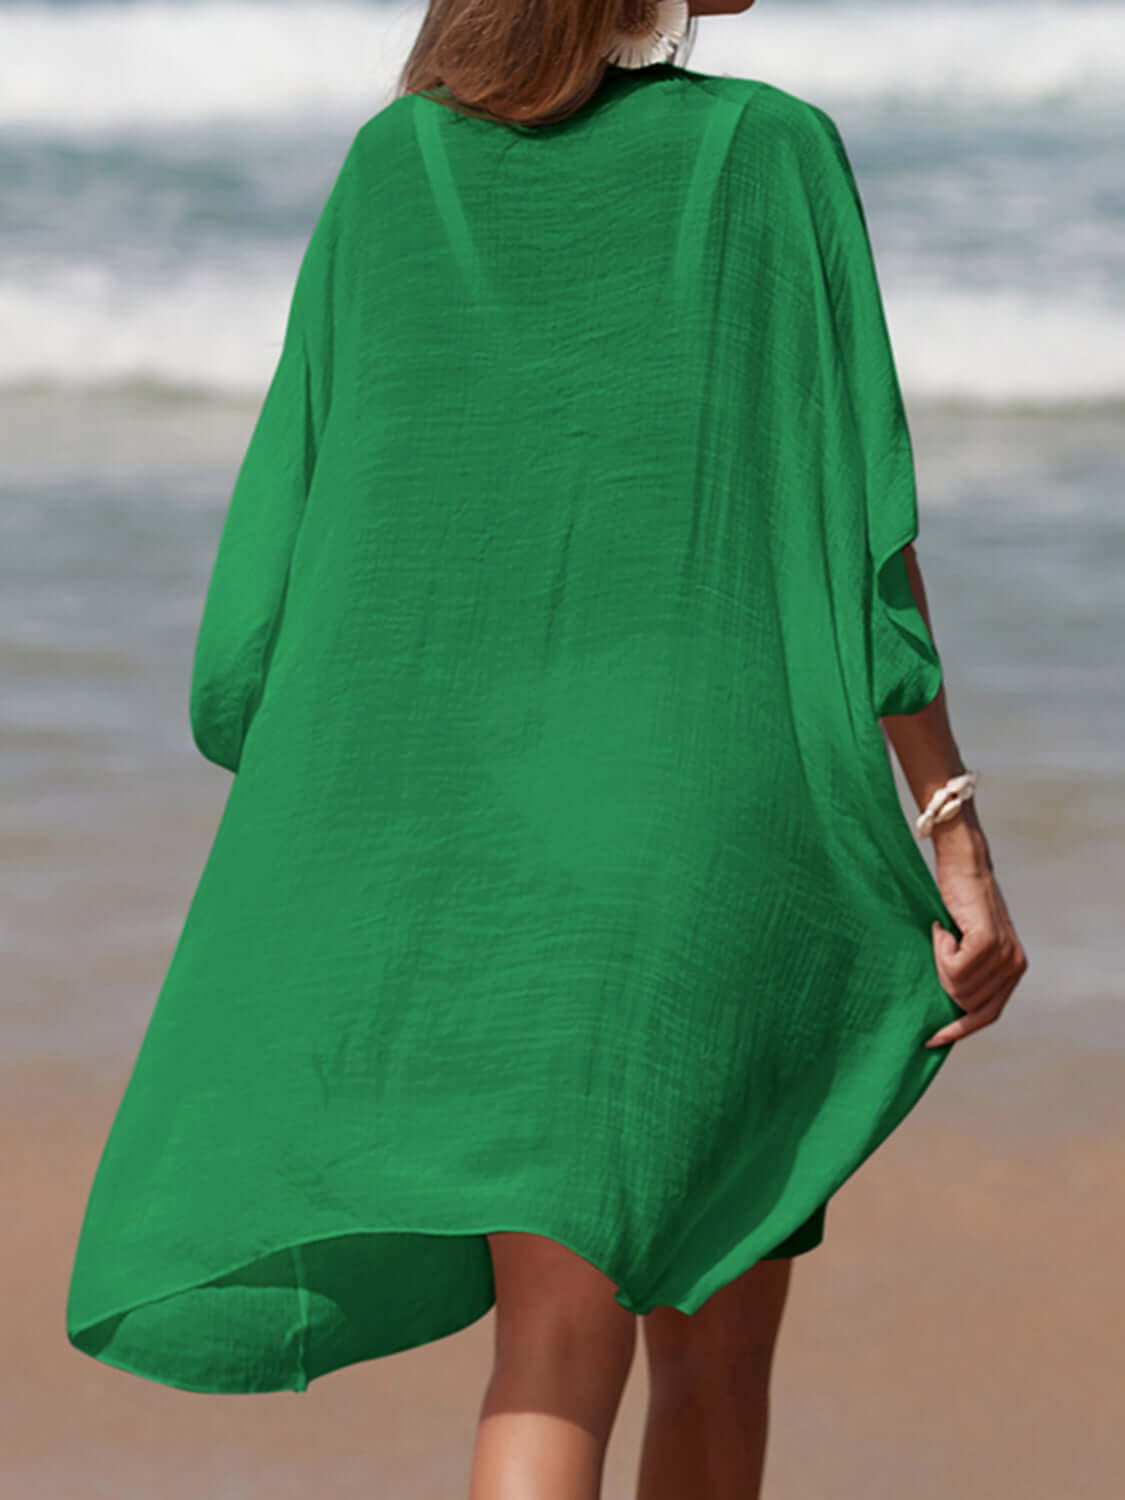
left=66, top=62, right=962, bottom=1395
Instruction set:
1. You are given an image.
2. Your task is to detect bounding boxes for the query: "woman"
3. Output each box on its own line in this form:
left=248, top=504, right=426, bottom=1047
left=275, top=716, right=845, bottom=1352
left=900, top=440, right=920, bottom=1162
left=66, top=0, right=1028, bottom=1496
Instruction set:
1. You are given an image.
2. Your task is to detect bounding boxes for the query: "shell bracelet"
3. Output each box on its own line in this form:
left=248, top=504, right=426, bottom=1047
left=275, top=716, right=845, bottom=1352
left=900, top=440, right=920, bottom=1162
left=913, top=771, right=980, bottom=839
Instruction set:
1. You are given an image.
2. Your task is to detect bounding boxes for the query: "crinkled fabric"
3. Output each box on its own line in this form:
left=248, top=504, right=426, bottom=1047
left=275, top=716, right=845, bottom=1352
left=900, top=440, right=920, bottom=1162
left=66, top=62, right=960, bottom=1394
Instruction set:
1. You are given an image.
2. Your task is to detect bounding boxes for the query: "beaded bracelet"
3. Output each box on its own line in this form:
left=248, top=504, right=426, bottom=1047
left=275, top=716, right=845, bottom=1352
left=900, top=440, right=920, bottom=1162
left=913, top=770, right=980, bottom=840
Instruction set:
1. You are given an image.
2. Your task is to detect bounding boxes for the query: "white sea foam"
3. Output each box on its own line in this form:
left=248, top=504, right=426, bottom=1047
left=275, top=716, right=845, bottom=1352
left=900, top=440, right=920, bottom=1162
left=4, top=0, right=1122, bottom=404
left=0, top=0, right=1122, bottom=135
left=4, top=255, right=1123, bottom=404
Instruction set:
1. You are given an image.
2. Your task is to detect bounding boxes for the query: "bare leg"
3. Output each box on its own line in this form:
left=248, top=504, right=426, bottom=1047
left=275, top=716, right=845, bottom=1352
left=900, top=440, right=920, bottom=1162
left=635, top=1256, right=794, bottom=1500
left=468, top=1232, right=638, bottom=1500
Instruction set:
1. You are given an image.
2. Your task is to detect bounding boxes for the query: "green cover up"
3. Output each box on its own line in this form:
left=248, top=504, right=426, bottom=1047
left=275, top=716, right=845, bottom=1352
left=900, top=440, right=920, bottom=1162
left=66, top=62, right=961, bottom=1394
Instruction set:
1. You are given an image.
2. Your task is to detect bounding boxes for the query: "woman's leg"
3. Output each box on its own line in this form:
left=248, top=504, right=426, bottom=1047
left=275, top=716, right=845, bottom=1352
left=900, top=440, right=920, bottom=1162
left=468, top=1231, right=638, bottom=1500
left=635, top=1256, right=794, bottom=1500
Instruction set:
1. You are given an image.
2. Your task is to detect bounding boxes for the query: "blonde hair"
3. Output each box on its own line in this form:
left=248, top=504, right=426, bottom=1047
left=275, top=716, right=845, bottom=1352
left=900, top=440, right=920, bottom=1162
left=395, top=0, right=699, bottom=128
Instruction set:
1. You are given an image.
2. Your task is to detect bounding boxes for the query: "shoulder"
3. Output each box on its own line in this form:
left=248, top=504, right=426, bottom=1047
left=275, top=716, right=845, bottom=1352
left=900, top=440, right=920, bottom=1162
left=350, top=91, right=420, bottom=156
left=317, top=93, right=420, bottom=198
left=671, top=68, right=843, bottom=153
left=661, top=69, right=854, bottom=209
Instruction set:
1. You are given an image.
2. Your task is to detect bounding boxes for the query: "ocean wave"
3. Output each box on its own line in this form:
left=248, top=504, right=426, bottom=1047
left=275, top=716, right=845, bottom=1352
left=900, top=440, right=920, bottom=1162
left=1, top=0, right=1122, bottom=135
left=3, top=259, right=1123, bottom=404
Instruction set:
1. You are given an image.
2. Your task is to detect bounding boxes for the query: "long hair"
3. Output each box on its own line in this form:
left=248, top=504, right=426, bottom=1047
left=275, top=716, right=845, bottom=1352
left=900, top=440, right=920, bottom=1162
left=394, top=0, right=700, bottom=129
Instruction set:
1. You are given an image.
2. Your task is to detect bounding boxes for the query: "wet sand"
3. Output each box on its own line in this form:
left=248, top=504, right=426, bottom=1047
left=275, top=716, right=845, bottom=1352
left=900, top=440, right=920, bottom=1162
left=5, top=1028, right=1122, bottom=1499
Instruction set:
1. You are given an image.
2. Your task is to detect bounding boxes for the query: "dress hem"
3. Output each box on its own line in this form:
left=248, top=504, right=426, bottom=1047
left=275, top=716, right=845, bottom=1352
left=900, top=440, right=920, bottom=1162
left=67, top=1208, right=826, bottom=1395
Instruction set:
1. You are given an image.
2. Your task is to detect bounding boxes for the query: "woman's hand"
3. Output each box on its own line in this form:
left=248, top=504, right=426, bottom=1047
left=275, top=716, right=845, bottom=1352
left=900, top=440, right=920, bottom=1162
left=924, top=826, right=1029, bottom=1047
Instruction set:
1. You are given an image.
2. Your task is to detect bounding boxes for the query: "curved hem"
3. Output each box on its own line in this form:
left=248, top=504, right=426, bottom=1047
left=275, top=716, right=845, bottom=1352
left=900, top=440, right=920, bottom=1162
left=67, top=1207, right=827, bottom=1395
left=621, top=1199, right=828, bottom=1316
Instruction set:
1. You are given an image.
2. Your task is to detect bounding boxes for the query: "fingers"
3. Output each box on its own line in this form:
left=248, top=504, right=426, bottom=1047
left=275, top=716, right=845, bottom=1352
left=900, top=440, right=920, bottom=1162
left=939, top=941, right=1014, bottom=1010
left=924, top=973, right=1019, bottom=1047
left=924, top=924, right=1029, bottom=1048
left=931, top=920, right=1005, bottom=988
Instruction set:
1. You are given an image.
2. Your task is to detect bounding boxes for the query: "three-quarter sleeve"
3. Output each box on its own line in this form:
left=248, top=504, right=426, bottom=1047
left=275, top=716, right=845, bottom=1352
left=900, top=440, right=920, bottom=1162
left=803, top=105, right=944, bottom=721
left=188, top=139, right=356, bottom=772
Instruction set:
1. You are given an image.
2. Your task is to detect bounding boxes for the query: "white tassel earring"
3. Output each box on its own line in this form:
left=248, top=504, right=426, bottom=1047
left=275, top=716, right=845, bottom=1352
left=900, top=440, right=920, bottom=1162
left=604, top=0, right=690, bottom=69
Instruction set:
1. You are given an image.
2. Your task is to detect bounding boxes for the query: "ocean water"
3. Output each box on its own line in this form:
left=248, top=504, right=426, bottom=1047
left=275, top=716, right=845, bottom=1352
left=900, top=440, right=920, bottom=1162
left=2, top=0, right=1123, bottom=1057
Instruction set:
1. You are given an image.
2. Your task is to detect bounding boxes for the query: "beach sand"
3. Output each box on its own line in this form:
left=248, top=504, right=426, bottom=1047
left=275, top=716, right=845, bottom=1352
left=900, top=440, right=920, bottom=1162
left=6, top=1025, right=1122, bottom=1499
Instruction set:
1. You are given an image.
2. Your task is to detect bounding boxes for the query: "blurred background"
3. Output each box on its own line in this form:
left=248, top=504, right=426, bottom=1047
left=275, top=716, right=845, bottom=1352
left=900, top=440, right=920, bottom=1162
left=2, top=1, right=1123, bottom=1496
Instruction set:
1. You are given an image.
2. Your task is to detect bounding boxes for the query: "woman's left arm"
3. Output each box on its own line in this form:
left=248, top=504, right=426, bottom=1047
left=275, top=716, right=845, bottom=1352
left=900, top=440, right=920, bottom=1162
left=879, top=542, right=990, bottom=866
left=881, top=542, right=1030, bottom=1047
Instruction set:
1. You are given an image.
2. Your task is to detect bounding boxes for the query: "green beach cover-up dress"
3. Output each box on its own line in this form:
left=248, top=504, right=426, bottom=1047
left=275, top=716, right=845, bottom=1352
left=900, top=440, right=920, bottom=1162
left=66, top=61, right=963, bottom=1394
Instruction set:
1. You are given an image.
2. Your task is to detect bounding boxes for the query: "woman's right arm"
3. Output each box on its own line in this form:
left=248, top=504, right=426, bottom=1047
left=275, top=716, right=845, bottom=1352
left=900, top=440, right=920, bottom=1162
left=880, top=541, right=1029, bottom=1048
